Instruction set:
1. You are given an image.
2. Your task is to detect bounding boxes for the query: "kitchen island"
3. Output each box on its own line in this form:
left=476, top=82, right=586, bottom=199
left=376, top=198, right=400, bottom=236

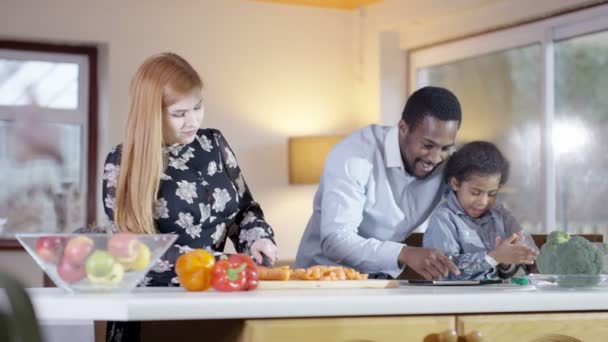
left=28, top=284, right=608, bottom=341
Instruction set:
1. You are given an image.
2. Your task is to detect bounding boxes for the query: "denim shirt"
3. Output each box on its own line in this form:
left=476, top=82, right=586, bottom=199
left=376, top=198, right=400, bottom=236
left=423, top=190, right=538, bottom=280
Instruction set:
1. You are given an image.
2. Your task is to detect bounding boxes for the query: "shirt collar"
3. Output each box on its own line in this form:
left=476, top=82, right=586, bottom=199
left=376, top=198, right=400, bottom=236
left=162, top=142, right=187, bottom=157
left=384, top=125, right=405, bottom=169
left=446, top=190, right=465, bottom=215
left=446, top=190, right=496, bottom=224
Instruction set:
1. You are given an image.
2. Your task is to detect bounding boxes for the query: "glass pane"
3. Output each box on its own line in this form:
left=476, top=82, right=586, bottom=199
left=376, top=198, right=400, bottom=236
left=0, top=120, right=9, bottom=158
left=0, top=120, right=81, bottom=184
left=0, top=59, right=79, bottom=109
left=0, top=121, right=83, bottom=235
left=56, top=123, right=82, bottom=185
left=417, top=45, right=543, bottom=232
left=555, top=30, right=608, bottom=237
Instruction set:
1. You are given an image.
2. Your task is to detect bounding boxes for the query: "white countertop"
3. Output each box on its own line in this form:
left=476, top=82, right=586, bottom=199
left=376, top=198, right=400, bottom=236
left=27, top=284, right=608, bottom=321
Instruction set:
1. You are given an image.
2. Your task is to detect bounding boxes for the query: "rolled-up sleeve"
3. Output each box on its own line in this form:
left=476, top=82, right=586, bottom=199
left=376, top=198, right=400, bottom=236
left=501, top=205, right=539, bottom=253
left=214, top=131, right=275, bottom=253
left=319, top=152, right=404, bottom=277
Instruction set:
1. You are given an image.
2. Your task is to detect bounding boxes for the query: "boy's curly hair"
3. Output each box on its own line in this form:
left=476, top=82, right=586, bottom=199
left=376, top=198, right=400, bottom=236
left=445, top=141, right=509, bottom=185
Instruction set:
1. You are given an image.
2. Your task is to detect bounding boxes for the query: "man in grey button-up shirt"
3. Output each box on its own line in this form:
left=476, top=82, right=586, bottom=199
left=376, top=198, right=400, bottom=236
left=295, top=87, right=462, bottom=279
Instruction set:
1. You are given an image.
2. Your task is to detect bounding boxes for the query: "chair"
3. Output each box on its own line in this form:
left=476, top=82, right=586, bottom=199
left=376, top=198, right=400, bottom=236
left=398, top=232, right=604, bottom=280
left=0, top=272, right=44, bottom=342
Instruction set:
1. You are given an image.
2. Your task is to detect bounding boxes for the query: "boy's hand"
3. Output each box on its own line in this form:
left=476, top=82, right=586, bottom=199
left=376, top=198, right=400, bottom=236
left=489, top=234, right=537, bottom=265
left=511, top=231, right=525, bottom=245
left=399, top=246, right=460, bottom=280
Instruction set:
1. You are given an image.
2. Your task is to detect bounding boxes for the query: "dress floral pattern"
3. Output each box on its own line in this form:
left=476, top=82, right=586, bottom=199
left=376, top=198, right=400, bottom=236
left=102, top=129, right=275, bottom=287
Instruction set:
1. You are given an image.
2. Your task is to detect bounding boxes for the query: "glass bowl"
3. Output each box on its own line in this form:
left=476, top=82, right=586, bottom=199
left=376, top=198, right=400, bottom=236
left=591, top=242, right=608, bottom=273
left=17, top=233, right=177, bottom=293
left=528, top=273, right=607, bottom=290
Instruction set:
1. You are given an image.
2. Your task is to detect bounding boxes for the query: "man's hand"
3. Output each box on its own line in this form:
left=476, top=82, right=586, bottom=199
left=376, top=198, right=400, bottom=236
left=398, top=246, right=460, bottom=280
left=489, top=234, right=537, bottom=265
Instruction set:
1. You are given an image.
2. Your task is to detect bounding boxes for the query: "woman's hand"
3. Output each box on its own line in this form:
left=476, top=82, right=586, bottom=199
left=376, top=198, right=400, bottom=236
left=250, top=238, right=277, bottom=265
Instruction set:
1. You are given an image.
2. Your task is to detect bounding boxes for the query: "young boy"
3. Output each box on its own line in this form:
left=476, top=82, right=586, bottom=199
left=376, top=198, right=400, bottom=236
left=423, top=141, right=538, bottom=280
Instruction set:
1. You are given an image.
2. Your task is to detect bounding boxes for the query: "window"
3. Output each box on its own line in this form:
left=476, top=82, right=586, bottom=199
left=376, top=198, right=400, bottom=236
left=409, top=5, right=608, bottom=236
left=555, top=30, right=608, bottom=235
left=0, top=41, right=97, bottom=241
left=417, top=45, right=542, bottom=232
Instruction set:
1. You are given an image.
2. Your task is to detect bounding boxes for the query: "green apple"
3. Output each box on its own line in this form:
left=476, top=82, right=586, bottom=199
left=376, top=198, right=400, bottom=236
left=87, top=263, right=125, bottom=284
left=86, top=250, right=117, bottom=281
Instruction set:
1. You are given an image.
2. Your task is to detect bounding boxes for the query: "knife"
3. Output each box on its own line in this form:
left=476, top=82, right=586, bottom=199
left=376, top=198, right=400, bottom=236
left=259, top=254, right=273, bottom=268
left=400, top=279, right=503, bottom=286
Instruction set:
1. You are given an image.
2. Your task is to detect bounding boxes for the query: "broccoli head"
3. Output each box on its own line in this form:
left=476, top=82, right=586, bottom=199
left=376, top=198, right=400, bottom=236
left=537, top=231, right=571, bottom=274
left=546, top=230, right=570, bottom=245
left=535, top=232, right=605, bottom=287
left=554, top=236, right=604, bottom=275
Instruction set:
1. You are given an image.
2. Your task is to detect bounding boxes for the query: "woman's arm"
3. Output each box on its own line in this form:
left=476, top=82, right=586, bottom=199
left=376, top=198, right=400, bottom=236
left=101, top=146, right=121, bottom=230
left=213, top=131, right=276, bottom=257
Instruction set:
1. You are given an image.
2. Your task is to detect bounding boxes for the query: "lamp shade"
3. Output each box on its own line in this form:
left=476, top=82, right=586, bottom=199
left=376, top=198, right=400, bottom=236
left=288, top=135, right=344, bottom=184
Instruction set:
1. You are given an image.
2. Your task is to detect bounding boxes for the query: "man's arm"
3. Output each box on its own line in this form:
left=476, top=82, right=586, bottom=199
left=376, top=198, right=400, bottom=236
left=318, top=153, right=407, bottom=277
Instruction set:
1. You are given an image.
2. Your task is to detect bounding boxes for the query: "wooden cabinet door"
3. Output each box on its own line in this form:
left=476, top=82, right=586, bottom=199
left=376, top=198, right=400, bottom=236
left=243, top=316, right=455, bottom=342
left=457, top=313, right=608, bottom=342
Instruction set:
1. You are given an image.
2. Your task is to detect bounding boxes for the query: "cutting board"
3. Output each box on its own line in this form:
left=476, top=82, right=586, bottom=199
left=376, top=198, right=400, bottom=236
left=258, top=279, right=399, bottom=290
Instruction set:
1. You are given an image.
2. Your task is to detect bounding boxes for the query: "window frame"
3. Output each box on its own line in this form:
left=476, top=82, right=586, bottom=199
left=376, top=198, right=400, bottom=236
left=0, top=40, right=98, bottom=249
left=408, top=4, right=608, bottom=233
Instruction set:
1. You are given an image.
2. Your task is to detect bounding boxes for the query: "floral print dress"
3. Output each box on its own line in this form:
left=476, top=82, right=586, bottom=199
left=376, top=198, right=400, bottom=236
left=102, top=128, right=275, bottom=287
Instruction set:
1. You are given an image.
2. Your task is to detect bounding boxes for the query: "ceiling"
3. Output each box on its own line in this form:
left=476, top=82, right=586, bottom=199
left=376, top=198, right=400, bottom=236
left=252, top=0, right=382, bottom=10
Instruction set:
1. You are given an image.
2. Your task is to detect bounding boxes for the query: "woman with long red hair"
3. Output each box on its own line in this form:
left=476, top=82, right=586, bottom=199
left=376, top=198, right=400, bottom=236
left=102, top=52, right=277, bottom=341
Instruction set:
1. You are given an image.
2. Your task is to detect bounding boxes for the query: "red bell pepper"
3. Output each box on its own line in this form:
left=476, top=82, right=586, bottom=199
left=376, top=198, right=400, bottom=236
left=212, top=254, right=259, bottom=292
